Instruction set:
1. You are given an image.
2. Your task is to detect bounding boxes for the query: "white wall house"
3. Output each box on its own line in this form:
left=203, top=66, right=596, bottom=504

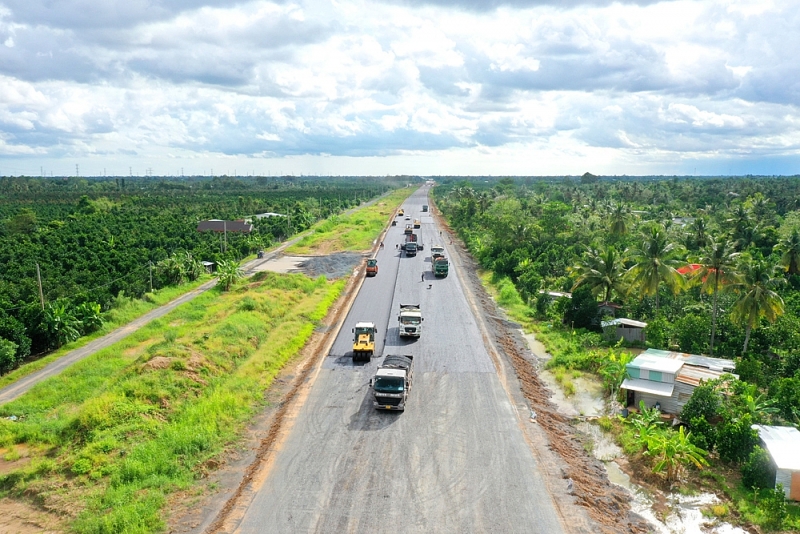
left=752, top=425, right=800, bottom=501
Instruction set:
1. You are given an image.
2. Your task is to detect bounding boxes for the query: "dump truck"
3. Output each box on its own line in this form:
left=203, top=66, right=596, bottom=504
left=433, top=256, right=449, bottom=277
left=430, top=245, right=448, bottom=276
left=398, top=208, right=404, bottom=217
left=352, top=322, right=377, bottom=362
left=413, top=219, right=420, bottom=228
left=365, top=258, right=378, bottom=277
left=370, top=355, right=414, bottom=411
left=404, top=224, right=413, bottom=235
left=401, top=233, right=423, bottom=255
left=398, top=304, right=422, bottom=337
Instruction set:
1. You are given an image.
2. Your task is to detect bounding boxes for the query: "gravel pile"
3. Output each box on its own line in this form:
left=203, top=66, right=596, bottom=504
left=298, top=252, right=364, bottom=279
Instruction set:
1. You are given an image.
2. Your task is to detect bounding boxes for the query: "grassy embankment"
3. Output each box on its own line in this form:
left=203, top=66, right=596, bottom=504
left=0, top=277, right=213, bottom=391
left=285, top=187, right=412, bottom=255
left=0, top=187, right=413, bottom=532
left=478, top=271, right=800, bottom=532
left=0, top=273, right=344, bottom=532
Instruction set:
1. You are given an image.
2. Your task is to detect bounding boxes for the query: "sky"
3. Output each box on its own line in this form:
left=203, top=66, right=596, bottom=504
left=0, top=0, right=799, bottom=177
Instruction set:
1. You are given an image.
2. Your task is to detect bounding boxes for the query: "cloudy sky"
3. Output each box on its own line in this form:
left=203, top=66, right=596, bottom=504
left=0, top=0, right=798, bottom=177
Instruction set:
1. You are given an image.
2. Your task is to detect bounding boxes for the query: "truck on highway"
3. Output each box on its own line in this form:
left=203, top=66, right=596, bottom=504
left=413, top=218, right=420, bottom=228
left=430, top=245, right=449, bottom=277
left=370, top=354, right=414, bottom=411
left=398, top=208, right=404, bottom=217
left=422, top=205, right=428, bottom=212
left=402, top=234, right=418, bottom=256
left=366, top=258, right=378, bottom=277
left=398, top=304, right=423, bottom=337
left=352, top=322, right=377, bottom=362
left=404, top=224, right=413, bottom=235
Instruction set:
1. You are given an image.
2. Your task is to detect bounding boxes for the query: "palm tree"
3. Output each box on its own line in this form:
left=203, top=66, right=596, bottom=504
left=775, top=229, right=800, bottom=275
left=608, top=203, right=632, bottom=236
left=729, top=258, right=785, bottom=354
left=216, top=259, right=244, bottom=291
left=571, top=245, right=626, bottom=303
left=688, top=217, right=710, bottom=250
left=625, top=225, right=687, bottom=315
left=690, top=238, right=740, bottom=355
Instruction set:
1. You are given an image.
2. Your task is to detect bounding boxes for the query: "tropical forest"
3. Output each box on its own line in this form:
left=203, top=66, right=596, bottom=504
left=434, top=174, right=800, bottom=530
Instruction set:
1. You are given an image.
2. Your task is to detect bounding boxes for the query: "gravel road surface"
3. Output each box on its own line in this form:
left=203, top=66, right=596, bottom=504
left=228, top=187, right=565, bottom=533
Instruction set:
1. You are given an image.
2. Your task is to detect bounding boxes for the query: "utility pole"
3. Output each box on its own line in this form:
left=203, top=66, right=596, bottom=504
left=130, top=167, right=132, bottom=177
left=223, top=220, right=227, bottom=253
left=36, top=263, right=45, bottom=310
left=149, top=261, right=153, bottom=292
left=76, top=164, right=79, bottom=177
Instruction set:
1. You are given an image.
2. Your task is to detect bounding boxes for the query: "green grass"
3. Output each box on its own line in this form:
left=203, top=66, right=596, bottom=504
left=286, top=188, right=412, bottom=254
left=0, top=271, right=345, bottom=532
left=0, top=277, right=213, bottom=391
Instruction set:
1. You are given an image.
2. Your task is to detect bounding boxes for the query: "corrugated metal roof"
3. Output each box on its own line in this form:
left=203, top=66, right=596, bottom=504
left=629, top=353, right=685, bottom=374
left=197, top=220, right=253, bottom=233
left=621, top=378, right=674, bottom=397
left=675, top=365, right=728, bottom=387
left=602, top=318, right=647, bottom=328
left=640, top=348, right=735, bottom=372
left=752, top=425, right=800, bottom=471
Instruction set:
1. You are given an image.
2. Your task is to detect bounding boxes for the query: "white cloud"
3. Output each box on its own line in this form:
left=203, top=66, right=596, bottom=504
left=0, top=0, right=798, bottom=175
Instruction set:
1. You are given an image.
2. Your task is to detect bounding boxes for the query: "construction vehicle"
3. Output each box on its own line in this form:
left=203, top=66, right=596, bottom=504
left=413, top=219, right=420, bottom=228
left=366, top=258, right=378, bottom=277
left=398, top=208, right=404, bottom=217
left=398, top=304, right=422, bottom=337
left=422, top=205, right=428, bottom=212
left=370, top=355, right=414, bottom=411
left=430, top=245, right=448, bottom=277
left=404, top=224, right=413, bottom=235
left=433, top=256, right=449, bottom=277
left=401, top=233, right=424, bottom=256
left=352, top=322, right=377, bottom=362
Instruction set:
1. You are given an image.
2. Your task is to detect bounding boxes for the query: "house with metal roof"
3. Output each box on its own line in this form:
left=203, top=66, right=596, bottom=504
left=196, top=219, right=253, bottom=233
left=602, top=318, right=647, bottom=343
left=621, top=348, right=736, bottom=415
left=752, top=425, right=800, bottom=501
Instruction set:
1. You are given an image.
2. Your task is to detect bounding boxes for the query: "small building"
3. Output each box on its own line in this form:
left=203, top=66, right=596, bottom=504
left=201, top=261, right=216, bottom=274
left=197, top=219, right=253, bottom=233
left=602, top=318, right=647, bottom=343
left=752, top=425, right=800, bottom=501
left=620, top=348, right=736, bottom=415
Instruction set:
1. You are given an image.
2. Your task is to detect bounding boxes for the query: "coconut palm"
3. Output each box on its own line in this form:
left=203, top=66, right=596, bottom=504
left=690, top=238, right=740, bottom=355
left=571, top=245, right=627, bottom=303
left=729, top=258, right=785, bottom=354
left=608, top=203, right=632, bottom=236
left=625, top=225, right=687, bottom=315
left=688, top=217, right=710, bottom=250
left=775, top=229, right=800, bottom=275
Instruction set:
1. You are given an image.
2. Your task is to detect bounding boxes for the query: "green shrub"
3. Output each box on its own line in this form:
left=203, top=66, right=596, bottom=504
left=741, top=446, right=776, bottom=490
left=762, top=484, right=788, bottom=531
left=716, top=414, right=758, bottom=463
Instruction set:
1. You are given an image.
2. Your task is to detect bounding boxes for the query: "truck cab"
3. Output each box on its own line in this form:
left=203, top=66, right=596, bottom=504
left=398, top=304, right=423, bottom=337
left=352, top=322, right=377, bottom=362
left=398, top=208, right=404, bottom=217
left=413, top=219, right=420, bottom=228
left=371, top=355, right=413, bottom=411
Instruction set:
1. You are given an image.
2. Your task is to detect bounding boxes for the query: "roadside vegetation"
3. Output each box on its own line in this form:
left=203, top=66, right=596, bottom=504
left=0, top=271, right=345, bottom=532
left=441, top=176, right=800, bottom=532
left=286, top=187, right=413, bottom=254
